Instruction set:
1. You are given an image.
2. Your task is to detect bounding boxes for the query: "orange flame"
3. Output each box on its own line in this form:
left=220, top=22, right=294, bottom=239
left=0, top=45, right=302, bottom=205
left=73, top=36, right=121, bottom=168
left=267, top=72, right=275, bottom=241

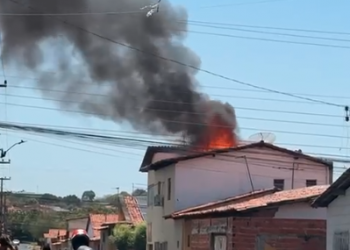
left=196, top=114, right=238, bottom=150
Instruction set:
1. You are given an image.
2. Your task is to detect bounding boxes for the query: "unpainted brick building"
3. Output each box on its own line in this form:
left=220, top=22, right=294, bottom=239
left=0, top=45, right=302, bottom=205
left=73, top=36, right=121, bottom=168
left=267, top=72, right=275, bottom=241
left=167, top=186, right=328, bottom=250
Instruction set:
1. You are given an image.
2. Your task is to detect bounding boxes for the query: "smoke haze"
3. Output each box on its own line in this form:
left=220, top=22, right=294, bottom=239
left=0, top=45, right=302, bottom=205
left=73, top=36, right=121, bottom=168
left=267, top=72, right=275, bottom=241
left=0, top=0, right=238, bottom=144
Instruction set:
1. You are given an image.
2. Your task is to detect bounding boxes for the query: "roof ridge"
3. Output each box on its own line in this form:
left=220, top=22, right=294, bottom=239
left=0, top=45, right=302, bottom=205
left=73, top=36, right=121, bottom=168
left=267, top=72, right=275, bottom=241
left=141, top=141, right=333, bottom=172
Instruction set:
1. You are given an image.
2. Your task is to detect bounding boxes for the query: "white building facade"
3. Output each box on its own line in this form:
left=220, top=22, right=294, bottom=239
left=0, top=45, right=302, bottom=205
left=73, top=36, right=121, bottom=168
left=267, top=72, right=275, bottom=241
left=313, top=168, right=350, bottom=250
left=140, top=141, right=333, bottom=250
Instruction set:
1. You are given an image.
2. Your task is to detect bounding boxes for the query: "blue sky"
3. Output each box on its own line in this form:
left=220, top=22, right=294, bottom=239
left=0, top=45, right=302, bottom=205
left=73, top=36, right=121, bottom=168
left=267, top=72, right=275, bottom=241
left=0, top=0, right=349, bottom=197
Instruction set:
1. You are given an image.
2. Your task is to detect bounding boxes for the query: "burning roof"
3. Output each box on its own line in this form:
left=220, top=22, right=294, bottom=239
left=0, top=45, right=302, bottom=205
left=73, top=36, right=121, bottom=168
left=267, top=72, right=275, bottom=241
left=139, top=141, right=333, bottom=172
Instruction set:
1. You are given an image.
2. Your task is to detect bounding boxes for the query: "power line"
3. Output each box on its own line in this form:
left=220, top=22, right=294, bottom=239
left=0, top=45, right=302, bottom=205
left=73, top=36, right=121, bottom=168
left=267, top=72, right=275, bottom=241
left=184, top=23, right=350, bottom=43
left=180, top=29, right=350, bottom=50
left=8, top=130, right=350, bottom=176
left=0, top=94, right=345, bottom=128
left=4, top=121, right=349, bottom=151
left=5, top=0, right=345, bottom=109
left=2, top=86, right=345, bottom=118
left=6, top=76, right=350, bottom=100
left=0, top=102, right=345, bottom=139
left=199, top=0, right=294, bottom=9
left=184, top=20, right=350, bottom=36
left=3, top=123, right=350, bottom=162
left=4, top=130, right=347, bottom=172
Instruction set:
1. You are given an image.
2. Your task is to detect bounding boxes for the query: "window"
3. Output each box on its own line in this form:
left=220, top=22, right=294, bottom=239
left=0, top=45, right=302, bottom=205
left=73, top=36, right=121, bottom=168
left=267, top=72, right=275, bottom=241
left=306, top=179, right=317, bottom=187
left=157, top=181, right=161, bottom=195
left=167, top=178, right=171, bottom=200
left=273, top=179, right=284, bottom=190
left=333, top=231, right=349, bottom=250
left=147, top=184, right=155, bottom=206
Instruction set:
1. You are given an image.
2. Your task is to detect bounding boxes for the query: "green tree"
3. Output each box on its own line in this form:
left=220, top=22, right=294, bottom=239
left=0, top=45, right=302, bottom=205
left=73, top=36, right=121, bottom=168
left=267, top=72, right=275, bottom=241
left=62, top=195, right=81, bottom=206
left=39, top=193, right=60, bottom=204
left=132, top=189, right=147, bottom=196
left=134, top=222, right=146, bottom=250
left=113, top=224, right=135, bottom=250
left=104, top=194, right=121, bottom=206
left=82, top=190, right=96, bottom=201
left=120, top=191, right=129, bottom=196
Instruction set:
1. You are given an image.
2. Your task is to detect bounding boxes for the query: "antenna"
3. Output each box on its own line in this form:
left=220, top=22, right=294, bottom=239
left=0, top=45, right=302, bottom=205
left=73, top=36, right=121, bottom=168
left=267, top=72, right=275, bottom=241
left=248, top=132, right=276, bottom=144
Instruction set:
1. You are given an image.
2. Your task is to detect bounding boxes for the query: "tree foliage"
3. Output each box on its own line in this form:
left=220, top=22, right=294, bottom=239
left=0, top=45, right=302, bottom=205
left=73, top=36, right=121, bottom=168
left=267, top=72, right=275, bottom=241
left=62, top=195, right=81, bottom=206
left=112, top=222, right=146, bottom=250
left=113, top=224, right=135, bottom=250
left=132, top=189, right=147, bottom=196
left=82, top=190, right=96, bottom=201
left=103, top=194, right=121, bottom=207
left=134, top=222, right=146, bottom=250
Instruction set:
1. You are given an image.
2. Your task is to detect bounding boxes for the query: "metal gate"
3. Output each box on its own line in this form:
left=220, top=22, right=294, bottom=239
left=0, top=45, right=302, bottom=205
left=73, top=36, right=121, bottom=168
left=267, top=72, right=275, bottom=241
left=256, top=233, right=326, bottom=250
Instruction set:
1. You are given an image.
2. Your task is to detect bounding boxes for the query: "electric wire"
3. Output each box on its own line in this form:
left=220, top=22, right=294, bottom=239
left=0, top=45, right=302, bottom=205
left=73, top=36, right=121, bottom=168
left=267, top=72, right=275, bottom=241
left=0, top=105, right=344, bottom=139
left=183, top=23, right=350, bottom=43
left=3, top=86, right=345, bottom=118
left=199, top=0, right=292, bottom=9
left=4, top=120, right=350, bottom=152
left=0, top=94, right=344, bottom=128
left=5, top=124, right=350, bottom=165
left=4, top=0, right=345, bottom=108
left=7, top=130, right=345, bottom=176
left=6, top=76, right=350, bottom=100
left=180, top=29, right=350, bottom=50
left=184, top=20, right=350, bottom=36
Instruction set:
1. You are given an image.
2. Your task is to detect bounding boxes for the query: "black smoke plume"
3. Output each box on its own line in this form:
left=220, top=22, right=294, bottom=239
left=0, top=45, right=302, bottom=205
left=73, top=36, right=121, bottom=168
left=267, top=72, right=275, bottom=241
left=0, top=0, right=237, bottom=144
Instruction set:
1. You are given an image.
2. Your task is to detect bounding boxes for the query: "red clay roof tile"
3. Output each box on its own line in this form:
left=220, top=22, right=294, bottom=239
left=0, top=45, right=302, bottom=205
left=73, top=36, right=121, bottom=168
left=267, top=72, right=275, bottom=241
left=170, top=185, right=329, bottom=219
left=89, top=214, right=119, bottom=237
left=169, top=188, right=277, bottom=218
left=123, top=196, right=144, bottom=224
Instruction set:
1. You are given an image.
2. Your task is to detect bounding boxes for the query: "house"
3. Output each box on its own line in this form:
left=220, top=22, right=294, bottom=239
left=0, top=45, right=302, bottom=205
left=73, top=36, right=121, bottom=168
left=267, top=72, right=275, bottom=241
left=139, top=141, right=333, bottom=249
left=87, top=214, right=120, bottom=250
left=67, top=216, right=90, bottom=236
left=43, top=229, right=68, bottom=250
left=96, top=195, right=145, bottom=250
left=312, top=168, right=350, bottom=250
left=167, top=185, right=328, bottom=250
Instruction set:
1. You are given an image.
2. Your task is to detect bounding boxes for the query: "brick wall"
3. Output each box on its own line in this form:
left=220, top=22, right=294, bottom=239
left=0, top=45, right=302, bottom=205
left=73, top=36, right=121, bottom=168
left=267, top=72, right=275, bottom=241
left=189, top=216, right=326, bottom=250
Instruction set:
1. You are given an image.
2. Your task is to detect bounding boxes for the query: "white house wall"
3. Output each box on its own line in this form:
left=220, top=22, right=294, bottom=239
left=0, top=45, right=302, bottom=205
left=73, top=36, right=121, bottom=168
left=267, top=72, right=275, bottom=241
left=67, top=218, right=89, bottom=232
left=147, top=165, right=179, bottom=248
left=326, top=188, right=350, bottom=250
left=274, top=203, right=327, bottom=220
left=174, top=147, right=330, bottom=210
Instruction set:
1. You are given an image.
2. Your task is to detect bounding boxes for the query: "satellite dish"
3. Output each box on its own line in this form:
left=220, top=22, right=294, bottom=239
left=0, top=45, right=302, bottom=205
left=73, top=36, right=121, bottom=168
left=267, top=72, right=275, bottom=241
left=248, top=132, right=276, bottom=144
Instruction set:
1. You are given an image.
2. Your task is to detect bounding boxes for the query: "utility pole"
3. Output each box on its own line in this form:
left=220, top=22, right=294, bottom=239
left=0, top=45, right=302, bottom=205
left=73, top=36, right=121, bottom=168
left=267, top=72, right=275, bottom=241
left=0, top=177, right=10, bottom=234
left=0, top=77, right=8, bottom=235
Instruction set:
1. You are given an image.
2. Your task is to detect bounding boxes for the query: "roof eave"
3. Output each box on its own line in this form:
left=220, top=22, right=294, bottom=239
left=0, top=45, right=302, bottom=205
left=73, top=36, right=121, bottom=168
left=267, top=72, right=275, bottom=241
left=312, top=168, right=350, bottom=208
left=167, top=196, right=319, bottom=220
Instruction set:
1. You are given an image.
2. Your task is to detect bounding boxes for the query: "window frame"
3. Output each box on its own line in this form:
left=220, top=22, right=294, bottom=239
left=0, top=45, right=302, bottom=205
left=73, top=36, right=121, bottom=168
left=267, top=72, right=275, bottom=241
left=167, top=178, right=171, bottom=200
left=273, top=179, right=285, bottom=190
left=306, top=179, right=317, bottom=187
left=333, top=230, right=349, bottom=250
